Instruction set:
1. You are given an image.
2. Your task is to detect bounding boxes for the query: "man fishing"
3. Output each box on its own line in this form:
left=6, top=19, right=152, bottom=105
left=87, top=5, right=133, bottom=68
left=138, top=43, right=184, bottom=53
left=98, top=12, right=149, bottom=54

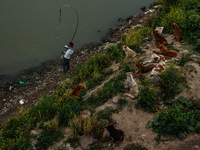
left=62, top=42, right=74, bottom=73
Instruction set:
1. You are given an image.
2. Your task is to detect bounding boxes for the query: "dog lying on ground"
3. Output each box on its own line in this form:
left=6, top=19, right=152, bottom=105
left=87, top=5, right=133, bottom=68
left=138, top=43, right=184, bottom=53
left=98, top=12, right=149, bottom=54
left=171, top=22, right=184, bottom=44
left=122, top=45, right=137, bottom=60
left=153, top=44, right=178, bottom=57
left=150, top=57, right=167, bottom=77
left=153, top=30, right=173, bottom=47
left=143, top=52, right=166, bottom=65
left=70, top=85, right=84, bottom=100
left=106, top=124, right=124, bottom=142
left=124, top=72, right=139, bottom=99
left=133, top=62, right=156, bottom=77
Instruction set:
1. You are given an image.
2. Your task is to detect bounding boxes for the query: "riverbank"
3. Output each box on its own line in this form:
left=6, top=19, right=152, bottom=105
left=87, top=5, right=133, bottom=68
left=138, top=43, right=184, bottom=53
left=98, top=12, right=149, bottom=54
left=0, top=4, right=160, bottom=123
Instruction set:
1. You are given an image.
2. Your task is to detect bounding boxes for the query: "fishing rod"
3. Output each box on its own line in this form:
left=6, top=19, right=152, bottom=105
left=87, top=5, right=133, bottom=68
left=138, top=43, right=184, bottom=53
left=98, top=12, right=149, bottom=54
left=59, top=5, right=79, bottom=42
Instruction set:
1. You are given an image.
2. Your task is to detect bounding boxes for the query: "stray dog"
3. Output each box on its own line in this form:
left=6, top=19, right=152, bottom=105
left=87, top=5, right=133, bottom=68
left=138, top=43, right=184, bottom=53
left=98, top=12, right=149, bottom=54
left=60, top=85, right=84, bottom=106
left=150, top=57, right=167, bottom=77
left=124, top=72, right=139, bottom=99
left=153, top=44, right=177, bottom=57
left=106, top=124, right=124, bottom=142
left=171, top=22, right=184, bottom=44
left=143, top=52, right=166, bottom=65
left=70, top=85, right=84, bottom=100
left=153, top=30, right=173, bottom=47
left=133, top=62, right=156, bottom=77
left=122, top=45, right=137, bottom=60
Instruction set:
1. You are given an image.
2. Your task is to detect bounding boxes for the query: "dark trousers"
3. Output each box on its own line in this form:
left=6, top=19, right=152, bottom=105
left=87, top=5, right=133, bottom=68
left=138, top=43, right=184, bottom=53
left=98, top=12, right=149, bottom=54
left=63, top=58, right=70, bottom=73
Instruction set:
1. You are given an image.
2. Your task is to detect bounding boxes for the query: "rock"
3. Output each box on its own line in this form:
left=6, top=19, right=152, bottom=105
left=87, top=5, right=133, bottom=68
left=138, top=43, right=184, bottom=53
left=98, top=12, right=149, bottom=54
left=139, top=19, right=143, bottom=23
left=194, top=145, right=200, bottom=150
left=112, top=98, right=119, bottom=104
left=79, top=134, right=96, bottom=150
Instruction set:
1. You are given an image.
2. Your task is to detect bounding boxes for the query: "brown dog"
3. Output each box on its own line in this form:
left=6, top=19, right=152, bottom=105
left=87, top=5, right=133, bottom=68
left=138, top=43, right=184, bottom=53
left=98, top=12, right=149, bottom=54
left=70, top=85, right=84, bottom=100
left=171, top=22, right=184, bottom=44
left=133, top=62, right=155, bottom=77
left=153, top=30, right=173, bottom=47
left=154, top=44, right=177, bottom=57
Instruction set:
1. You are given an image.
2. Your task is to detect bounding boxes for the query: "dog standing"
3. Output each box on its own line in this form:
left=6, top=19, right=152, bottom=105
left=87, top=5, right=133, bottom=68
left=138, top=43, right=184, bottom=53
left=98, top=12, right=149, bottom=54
left=171, top=22, right=184, bottom=44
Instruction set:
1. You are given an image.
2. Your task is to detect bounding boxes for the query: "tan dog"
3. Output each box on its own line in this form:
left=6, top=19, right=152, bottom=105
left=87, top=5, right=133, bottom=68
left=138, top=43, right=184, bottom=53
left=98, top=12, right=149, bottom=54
left=171, top=22, right=184, bottom=44
left=122, top=45, right=136, bottom=60
left=153, top=44, right=177, bottom=57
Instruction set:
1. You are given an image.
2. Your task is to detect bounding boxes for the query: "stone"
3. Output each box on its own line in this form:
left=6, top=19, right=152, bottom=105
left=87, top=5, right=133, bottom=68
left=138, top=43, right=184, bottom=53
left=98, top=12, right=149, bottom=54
left=79, top=134, right=95, bottom=150
left=112, top=98, right=119, bottom=104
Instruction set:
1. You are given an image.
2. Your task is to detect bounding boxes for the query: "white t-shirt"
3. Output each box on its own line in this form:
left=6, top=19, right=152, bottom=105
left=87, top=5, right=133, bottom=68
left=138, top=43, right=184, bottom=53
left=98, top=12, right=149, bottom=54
left=64, top=45, right=74, bottom=59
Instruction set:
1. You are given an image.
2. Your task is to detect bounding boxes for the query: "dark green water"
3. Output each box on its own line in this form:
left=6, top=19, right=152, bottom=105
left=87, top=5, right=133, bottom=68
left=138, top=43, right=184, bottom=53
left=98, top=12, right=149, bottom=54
left=0, top=0, right=152, bottom=86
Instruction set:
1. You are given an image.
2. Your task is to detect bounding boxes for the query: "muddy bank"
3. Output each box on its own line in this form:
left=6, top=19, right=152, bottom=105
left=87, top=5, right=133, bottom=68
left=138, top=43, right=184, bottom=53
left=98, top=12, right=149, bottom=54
left=0, top=4, right=160, bottom=123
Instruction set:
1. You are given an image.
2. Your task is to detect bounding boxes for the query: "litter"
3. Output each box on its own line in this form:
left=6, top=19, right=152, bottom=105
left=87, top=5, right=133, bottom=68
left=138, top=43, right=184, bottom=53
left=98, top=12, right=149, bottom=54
left=19, top=99, right=25, bottom=105
left=19, top=81, right=29, bottom=85
left=144, top=9, right=156, bottom=14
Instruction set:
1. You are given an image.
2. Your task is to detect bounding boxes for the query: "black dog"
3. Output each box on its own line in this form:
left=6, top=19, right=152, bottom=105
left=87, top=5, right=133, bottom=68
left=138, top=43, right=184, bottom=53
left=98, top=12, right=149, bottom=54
left=106, top=125, right=124, bottom=142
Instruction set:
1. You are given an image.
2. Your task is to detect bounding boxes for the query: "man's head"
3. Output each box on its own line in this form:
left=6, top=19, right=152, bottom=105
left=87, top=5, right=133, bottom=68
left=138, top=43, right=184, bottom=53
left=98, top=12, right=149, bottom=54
left=69, top=42, right=74, bottom=48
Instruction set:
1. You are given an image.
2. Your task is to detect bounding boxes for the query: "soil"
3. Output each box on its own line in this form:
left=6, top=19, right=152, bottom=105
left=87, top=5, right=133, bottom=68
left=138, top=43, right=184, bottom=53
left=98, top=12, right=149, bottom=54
left=1, top=4, right=200, bottom=150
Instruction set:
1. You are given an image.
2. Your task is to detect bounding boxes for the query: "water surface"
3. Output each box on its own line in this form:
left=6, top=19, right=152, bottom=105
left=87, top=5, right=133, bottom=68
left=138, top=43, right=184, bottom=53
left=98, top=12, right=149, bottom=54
left=0, top=0, right=152, bottom=86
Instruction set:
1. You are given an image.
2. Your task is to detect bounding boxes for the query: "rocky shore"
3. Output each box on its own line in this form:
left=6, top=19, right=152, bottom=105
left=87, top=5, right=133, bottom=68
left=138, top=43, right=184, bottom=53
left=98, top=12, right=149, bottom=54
left=0, top=4, right=161, bottom=123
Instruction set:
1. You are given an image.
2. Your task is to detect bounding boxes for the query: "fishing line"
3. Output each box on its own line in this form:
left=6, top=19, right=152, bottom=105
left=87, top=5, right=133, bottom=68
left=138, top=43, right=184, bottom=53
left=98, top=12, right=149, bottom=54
left=59, top=5, right=79, bottom=42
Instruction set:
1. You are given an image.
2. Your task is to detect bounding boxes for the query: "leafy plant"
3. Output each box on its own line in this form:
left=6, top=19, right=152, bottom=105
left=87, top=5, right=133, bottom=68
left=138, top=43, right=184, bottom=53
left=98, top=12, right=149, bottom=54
left=136, top=87, right=158, bottom=112
left=57, top=97, right=82, bottom=125
left=148, top=97, right=200, bottom=141
left=176, top=54, right=193, bottom=66
left=159, top=64, right=186, bottom=100
left=121, top=26, right=153, bottom=49
left=87, top=73, right=126, bottom=108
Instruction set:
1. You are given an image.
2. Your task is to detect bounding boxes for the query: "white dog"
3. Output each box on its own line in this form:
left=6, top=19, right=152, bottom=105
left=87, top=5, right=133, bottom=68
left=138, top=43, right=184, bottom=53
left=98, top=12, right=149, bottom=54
left=124, top=72, right=139, bottom=99
left=143, top=52, right=166, bottom=65
left=150, top=57, right=167, bottom=77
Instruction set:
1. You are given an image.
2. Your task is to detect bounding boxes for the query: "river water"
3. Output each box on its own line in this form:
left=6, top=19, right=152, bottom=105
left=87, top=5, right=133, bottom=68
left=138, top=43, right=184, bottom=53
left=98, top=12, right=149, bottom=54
left=0, top=0, right=152, bottom=86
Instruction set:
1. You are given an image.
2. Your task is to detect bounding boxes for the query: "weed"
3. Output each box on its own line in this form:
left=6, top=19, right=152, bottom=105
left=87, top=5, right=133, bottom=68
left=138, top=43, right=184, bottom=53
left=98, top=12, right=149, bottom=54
left=148, top=97, right=200, bottom=141
left=159, top=64, right=186, bottom=100
left=136, top=87, right=158, bottom=112
left=68, top=114, right=107, bottom=140
left=176, top=54, right=193, bottom=66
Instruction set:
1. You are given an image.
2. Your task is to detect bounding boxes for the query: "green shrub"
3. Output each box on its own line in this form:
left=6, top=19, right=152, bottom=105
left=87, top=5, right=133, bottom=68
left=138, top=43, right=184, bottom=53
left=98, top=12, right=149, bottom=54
left=87, top=73, right=126, bottom=108
left=58, top=97, right=82, bottom=125
left=106, top=43, right=125, bottom=62
left=68, top=114, right=107, bottom=140
left=136, top=87, right=158, bottom=112
left=176, top=54, right=193, bottom=67
left=148, top=97, right=200, bottom=140
left=159, top=64, right=186, bottom=100
left=36, top=125, right=64, bottom=150
left=152, top=5, right=187, bottom=32
left=73, top=53, right=112, bottom=83
left=121, top=26, right=153, bottom=49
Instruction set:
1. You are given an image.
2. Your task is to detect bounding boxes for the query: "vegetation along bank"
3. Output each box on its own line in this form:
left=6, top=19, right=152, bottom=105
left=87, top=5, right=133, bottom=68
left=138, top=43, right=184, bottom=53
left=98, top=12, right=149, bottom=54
left=1, top=0, right=200, bottom=149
